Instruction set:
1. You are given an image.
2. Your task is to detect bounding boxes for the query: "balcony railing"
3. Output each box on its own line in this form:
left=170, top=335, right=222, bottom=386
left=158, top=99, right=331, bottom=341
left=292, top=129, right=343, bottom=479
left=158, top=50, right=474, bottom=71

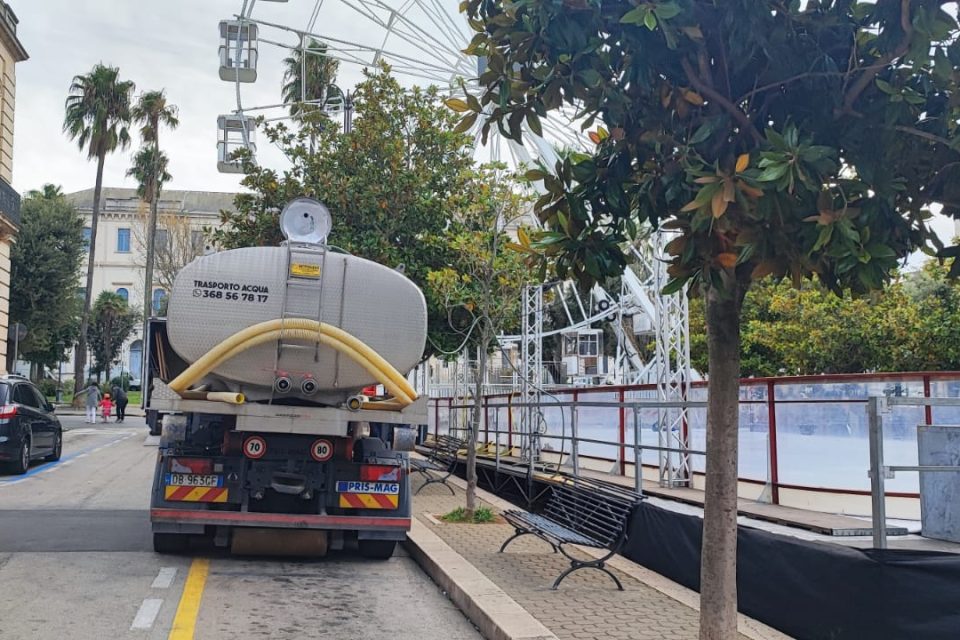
left=0, top=178, right=20, bottom=227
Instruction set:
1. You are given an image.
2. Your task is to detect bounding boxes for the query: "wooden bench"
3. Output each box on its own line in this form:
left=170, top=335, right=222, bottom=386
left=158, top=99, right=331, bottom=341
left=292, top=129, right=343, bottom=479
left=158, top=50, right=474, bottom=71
left=410, top=434, right=465, bottom=495
left=499, top=477, right=642, bottom=590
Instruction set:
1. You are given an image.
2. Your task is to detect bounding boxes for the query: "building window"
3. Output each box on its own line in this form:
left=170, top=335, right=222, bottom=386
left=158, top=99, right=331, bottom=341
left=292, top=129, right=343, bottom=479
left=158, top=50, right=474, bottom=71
left=117, top=228, right=131, bottom=252
left=156, top=229, right=170, bottom=251
left=152, top=288, right=167, bottom=314
left=116, top=287, right=129, bottom=302
left=82, top=227, right=91, bottom=250
left=191, top=230, right=204, bottom=253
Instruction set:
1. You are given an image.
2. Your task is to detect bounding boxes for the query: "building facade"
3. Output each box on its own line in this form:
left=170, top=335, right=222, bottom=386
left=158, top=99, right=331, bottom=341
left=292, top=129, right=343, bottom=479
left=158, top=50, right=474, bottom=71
left=0, top=2, right=27, bottom=374
left=64, top=188, right=234, bottom=385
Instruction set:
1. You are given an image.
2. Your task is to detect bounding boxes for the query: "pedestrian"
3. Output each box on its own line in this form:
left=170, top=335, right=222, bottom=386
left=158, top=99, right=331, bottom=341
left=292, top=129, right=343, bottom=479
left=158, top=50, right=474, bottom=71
left=84, top=381, right=101, bottom=424
left=111, top=384, right=128, bottom=423
left=99, top=393, right=113, bottom=423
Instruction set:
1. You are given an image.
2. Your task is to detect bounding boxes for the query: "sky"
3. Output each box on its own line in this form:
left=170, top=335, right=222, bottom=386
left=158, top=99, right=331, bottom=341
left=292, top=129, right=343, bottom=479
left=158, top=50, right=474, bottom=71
left=7, top=0, right=959, bottom=263
left=10, top=0, right=467, bottom=197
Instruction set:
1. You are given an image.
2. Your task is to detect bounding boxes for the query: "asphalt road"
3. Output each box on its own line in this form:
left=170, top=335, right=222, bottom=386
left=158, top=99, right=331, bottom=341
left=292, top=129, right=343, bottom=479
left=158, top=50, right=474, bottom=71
left=0, top=414, right=480, bottom=640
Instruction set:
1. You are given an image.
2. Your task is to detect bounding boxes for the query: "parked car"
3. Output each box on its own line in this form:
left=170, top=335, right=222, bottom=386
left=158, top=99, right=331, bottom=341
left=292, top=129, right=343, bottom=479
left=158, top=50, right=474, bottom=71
left=0, top=375, right=62, bottom=474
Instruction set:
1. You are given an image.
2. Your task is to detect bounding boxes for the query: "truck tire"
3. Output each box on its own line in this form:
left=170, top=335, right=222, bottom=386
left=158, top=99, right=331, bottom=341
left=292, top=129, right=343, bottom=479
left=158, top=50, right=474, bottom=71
left=153, top=532, right=189, bottom=554
left=358, top=539, right=397, bottom=560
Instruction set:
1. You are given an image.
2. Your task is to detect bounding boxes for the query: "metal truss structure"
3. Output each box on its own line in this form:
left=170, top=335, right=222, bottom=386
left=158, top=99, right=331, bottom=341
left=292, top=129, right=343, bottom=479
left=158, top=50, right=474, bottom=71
left=519, top=284, right=544, bottom=464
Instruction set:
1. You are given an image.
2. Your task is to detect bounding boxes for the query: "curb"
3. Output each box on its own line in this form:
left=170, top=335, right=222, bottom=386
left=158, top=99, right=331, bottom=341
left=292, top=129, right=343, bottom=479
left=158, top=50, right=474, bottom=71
left=405, top=519, right=558, bottom=640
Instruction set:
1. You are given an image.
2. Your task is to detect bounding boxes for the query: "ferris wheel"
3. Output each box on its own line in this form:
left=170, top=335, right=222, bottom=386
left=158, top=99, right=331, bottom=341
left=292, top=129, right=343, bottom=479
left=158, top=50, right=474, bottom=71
left=215, top=0, right=586, bottom=175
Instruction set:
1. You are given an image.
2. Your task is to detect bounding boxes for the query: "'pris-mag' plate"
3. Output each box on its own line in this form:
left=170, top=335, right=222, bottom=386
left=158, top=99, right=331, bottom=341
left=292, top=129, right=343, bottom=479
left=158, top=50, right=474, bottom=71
left=336, top=481, right=400, bottom=495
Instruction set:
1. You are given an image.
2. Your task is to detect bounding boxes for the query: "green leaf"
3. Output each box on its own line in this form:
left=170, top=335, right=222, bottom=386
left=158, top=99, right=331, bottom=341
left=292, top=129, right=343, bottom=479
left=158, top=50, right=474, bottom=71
left=661, top=277, right=686, bottom=295
left=875, top=79, right=896, bottom=95
left=688, top=121, right=715, bottom=145
left=756, top=164, right=789, bottom=182
left=644, top=11, right=658, bottom=30
left=620, top=7, right=649, bottom=25
left=526, top=110, right=543, bottom=137
left=653, top=3, right=681, bottom=20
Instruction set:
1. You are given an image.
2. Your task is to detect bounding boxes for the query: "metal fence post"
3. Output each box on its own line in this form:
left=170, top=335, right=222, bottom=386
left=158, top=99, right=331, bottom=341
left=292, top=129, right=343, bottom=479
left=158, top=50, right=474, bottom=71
left=923, top=375, right=933, bottom=426
left=766, top=380, right=780, bottom=505
left=633, top=404, right=643, bottom=496
left=484, top=398, right=490, bottom=447
left=618, top=388, right=626, bottom=477
left=507, top=393, right=514, bottom=452
left=571, top=391, right=580, bottom=478
left=867, top=396, right=888, bottom=549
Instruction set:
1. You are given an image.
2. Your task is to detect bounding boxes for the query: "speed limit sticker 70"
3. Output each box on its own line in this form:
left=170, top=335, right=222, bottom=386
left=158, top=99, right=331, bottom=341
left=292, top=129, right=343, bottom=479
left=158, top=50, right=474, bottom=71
left=243, top=436, right=267, bottom=459
left=310, top=438, right=334, bottom=462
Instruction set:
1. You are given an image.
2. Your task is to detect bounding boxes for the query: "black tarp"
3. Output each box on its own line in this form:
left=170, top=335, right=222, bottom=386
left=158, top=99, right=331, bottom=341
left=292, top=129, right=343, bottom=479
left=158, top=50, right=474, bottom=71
left=625, top=502, right=960, bottom=640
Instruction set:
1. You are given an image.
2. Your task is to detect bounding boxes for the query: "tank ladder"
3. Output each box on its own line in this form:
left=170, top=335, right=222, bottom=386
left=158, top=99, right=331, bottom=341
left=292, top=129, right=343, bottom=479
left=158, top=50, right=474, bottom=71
left=273, top=242, right=327, bottom=380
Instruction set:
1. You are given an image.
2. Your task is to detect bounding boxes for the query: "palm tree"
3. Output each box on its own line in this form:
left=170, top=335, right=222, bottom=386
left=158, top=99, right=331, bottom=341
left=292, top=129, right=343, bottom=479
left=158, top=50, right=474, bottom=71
left=127, top=146, right=171, bottom=202
left=130, top=90, right=178, bottom=393
left=27, top=184, right=65, bottom=200
left=63, top=63, right=135, bottom=401
left=282, top=37, right=343, bottom=121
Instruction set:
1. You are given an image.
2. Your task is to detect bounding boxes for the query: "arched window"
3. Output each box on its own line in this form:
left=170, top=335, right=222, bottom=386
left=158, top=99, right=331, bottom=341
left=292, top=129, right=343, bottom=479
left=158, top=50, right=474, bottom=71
left=129, top=340, right=143, bottom=384
left=152, top=289, right=167, bottom=314
left=116, top=287, right=129, bottom=302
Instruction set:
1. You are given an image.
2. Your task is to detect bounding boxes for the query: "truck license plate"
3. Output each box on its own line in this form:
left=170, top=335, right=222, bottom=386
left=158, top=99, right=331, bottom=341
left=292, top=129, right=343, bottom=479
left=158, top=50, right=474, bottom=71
left=166, top=473, right=223, bottom=487
left=336, top=481, right=400, bottom=495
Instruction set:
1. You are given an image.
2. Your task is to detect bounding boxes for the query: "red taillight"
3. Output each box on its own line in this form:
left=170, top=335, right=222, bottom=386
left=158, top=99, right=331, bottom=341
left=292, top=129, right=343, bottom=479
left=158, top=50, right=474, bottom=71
left=169, top=457, right=213, bottom=474
left=0, top=404, right=17, bottom=419
left=360, top=464, right=403, bottom=482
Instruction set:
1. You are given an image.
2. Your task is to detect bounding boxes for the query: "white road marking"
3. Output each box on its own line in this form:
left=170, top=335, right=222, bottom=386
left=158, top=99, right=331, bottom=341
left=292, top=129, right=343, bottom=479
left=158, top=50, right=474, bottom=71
left=152, top=567, right=177, bottom=589
left=130, top=598, right=163, bottom=630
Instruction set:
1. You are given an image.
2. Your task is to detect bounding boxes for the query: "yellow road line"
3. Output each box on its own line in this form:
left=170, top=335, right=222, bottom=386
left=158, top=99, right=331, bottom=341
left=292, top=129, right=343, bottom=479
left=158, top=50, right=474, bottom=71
left=168, top=558, right=210, bottom=640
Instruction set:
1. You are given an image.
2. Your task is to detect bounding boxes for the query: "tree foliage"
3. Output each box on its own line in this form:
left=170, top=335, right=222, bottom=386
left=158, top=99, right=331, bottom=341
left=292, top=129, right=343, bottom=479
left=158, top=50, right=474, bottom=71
left=282, top=37, right=344, bottom=120
left=427, top=170, right=535, bottom=515
left=688, top=262, right=960, bottom=377
left=212, top=65, right=493, bottom=357
left=127, top=146, right=171, bottom=202
left=87, top=291, right=139, bottom=381
left=10, top=187, right=85, bottom=371
left=460, top=1, right=960, bottom=635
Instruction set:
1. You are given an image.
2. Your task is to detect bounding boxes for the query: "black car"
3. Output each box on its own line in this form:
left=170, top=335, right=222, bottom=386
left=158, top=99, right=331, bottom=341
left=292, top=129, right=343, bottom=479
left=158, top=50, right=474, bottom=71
left=0, top=376, right=62, bottom=474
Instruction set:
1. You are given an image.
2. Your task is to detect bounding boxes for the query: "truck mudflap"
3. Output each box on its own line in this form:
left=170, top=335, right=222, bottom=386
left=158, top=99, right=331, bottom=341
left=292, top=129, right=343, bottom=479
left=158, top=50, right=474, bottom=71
left=150, top=508, right=411, bottom=531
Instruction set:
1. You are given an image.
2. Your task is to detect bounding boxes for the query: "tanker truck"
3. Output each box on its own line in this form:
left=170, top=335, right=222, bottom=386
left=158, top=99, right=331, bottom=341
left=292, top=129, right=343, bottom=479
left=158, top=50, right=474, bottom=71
left=144, top=198, right=426, bottom=558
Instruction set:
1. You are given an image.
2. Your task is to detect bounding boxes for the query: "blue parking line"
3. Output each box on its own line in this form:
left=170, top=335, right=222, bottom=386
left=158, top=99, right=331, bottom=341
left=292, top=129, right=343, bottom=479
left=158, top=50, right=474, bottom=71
left=0, top=434, right=129, bottom=485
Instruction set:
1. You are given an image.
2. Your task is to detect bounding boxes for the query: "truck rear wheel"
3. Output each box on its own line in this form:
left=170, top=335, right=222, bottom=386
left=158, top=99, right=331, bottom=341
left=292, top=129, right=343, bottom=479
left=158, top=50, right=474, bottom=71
left=153, top=532, right=189, bottom=554
left=358, top=539, right=397, bottom=560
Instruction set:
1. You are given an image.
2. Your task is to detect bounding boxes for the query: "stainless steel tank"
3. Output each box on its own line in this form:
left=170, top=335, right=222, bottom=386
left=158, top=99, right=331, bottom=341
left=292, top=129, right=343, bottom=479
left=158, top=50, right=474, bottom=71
left=165, top=245, right=427, bottom=403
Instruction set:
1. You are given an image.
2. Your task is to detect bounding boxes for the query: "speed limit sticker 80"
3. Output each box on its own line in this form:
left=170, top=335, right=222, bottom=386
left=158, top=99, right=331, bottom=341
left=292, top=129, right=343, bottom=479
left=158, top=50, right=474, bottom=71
left=310, top=439, right=334, bottom=462
left=243, top=435, right=267, bottom=459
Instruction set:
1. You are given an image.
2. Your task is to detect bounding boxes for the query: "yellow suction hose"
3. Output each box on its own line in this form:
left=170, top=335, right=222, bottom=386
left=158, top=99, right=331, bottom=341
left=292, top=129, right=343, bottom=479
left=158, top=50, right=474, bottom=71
left=167, top=319, right=417, bottom=407
left=196, top=329, right=414, bottom=405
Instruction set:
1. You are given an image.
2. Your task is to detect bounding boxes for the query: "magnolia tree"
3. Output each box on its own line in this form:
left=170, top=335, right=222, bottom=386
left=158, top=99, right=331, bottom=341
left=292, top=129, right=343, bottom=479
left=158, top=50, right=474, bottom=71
left=212, top=65, right=488, bottom=359
left=460, top=0, right=960, bottom=636
left=427, top=169, right=533, bottom=516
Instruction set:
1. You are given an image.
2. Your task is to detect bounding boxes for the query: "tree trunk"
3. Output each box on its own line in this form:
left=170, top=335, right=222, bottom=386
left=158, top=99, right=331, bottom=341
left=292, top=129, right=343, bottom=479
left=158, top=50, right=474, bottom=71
left=141, top=161, right=159, bottom=399
left=140, top=125, right=162, bottom=407
left=73, top=153, right=106, bottom=406
left=465, top=331, right=489, bottom=518
left=699, top=283, right=744, bottom=640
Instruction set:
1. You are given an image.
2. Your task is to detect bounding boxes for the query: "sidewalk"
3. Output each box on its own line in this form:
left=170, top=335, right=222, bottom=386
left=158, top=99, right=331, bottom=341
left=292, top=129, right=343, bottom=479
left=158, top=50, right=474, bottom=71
left=407, top=473, right=790, bottom=640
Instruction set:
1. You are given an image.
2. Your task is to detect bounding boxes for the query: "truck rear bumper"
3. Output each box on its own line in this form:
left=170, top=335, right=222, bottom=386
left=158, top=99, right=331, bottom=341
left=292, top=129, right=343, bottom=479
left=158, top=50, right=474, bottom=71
left=150, top=508, right=411, bottom=531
